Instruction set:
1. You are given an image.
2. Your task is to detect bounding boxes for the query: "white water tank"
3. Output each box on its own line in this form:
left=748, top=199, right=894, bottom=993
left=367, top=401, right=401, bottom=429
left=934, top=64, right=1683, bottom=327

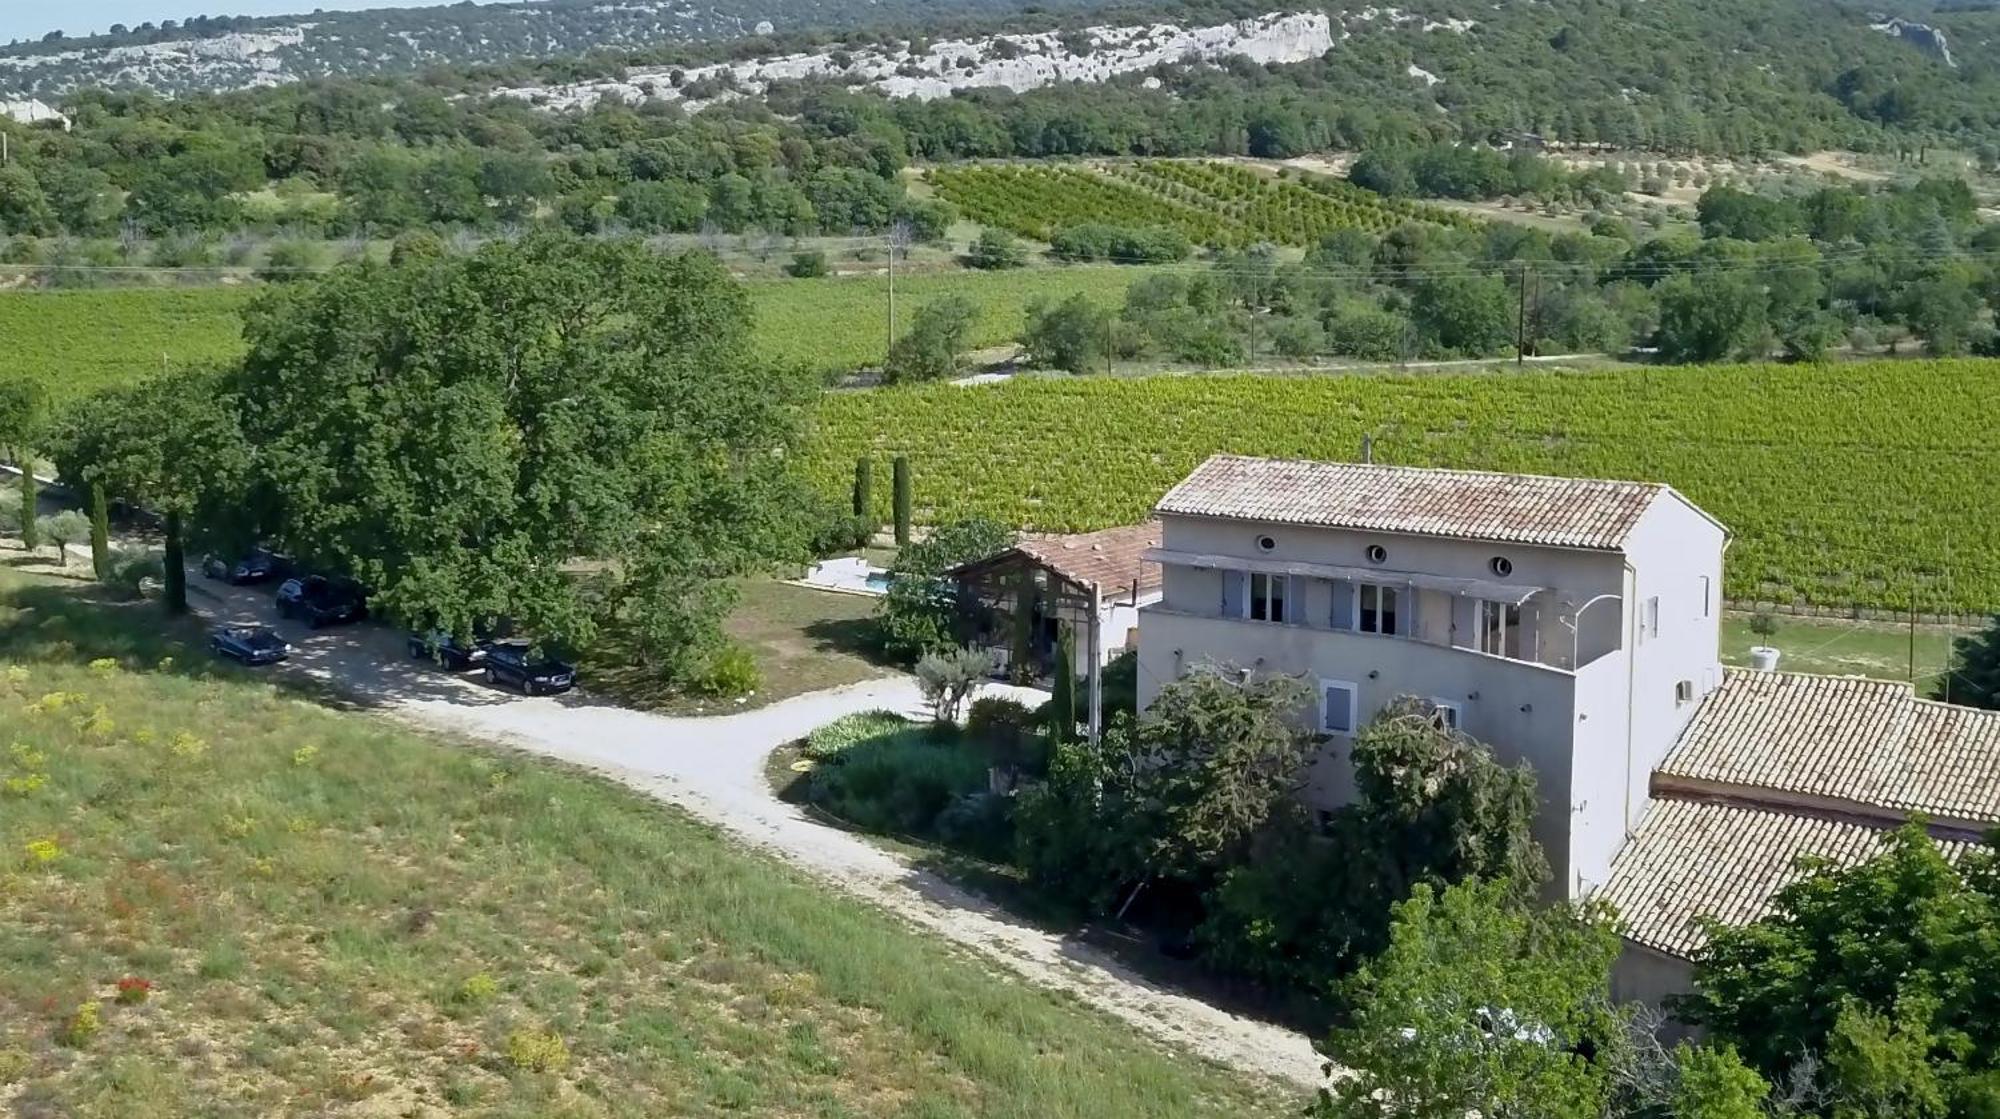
left=1748, top=646, right=1781, bottom=672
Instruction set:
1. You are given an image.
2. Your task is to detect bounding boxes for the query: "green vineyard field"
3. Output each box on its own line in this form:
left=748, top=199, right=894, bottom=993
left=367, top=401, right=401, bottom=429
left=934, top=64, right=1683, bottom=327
left=0, top=265, right=1143, bottom=401
left=806, top=362, right=2000, bottom=614
left=929, top=160, right=1478, bottom=248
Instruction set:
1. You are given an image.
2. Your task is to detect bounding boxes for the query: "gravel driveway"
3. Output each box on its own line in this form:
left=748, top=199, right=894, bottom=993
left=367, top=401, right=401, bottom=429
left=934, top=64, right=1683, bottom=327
left=190, top=578, right=1326, bottom=1091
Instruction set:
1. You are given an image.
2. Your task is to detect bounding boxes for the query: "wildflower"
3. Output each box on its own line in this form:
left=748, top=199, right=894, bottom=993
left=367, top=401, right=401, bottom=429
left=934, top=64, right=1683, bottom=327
left=2, top=774, right=47, bottom=797
left=114, top=977, right=152, bottom=1006
left=7, top=743, right=44, bottom=770
left=286, top=816, right=312, bottom=834
left=73, top=706, right=115, bottom=738
left=156, top=656, right=175, bottom=673
left=24, top=837, right=59, bottom=863
left=88, top=658, right=119, bottom=678
left=57, top=1002, right=100, bottom=1048
left=222, top=816, right=256, bottom=840
left=504, top=1028, right=568, bottom=1072
left=168, top=732, right=208, bottom=760
left=291, top=744, right=319, bottom=767
left=2, top=665, right=27, bottom=685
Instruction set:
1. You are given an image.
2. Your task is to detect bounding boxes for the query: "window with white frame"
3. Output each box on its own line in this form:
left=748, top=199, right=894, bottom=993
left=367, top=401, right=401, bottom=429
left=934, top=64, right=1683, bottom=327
left=1356, top=582, right=1402, bottom=636
left=1425, top=699, right=1462, bottom=731
left=1248, top=571, right=1289, bottom=623
left=1477, top=599, right=1521, bottom=658
left=1320, top=679, right=1358, bottom=735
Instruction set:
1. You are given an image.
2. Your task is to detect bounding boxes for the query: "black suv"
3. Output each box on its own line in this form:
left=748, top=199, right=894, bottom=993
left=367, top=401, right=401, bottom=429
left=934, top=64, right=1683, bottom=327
left=407, top=628, right=495, bottom=671
left=483, top=643, right=576, bottom=695
left=202, top=548, right=287, bottom=585
left=275, top=575, right=367, bottom=629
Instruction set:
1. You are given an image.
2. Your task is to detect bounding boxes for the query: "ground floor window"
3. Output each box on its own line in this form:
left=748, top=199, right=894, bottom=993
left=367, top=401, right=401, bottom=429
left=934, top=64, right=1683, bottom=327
left=1321, top=679, right=1358, bottom=734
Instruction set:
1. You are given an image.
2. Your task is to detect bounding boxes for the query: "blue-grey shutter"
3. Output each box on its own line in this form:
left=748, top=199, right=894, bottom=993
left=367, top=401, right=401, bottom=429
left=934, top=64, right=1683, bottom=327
left=1452, top=596, right=1478, bottom=648
left=1329, top=579, right=1354, bottom=630
left=1220, top=570, right=1245, bottom=618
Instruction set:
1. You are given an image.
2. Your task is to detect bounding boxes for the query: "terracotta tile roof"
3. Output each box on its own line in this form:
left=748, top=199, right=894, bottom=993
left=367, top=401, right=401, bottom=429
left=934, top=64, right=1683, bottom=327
left=1153, top=454, right=1680, bottom=551
left=1657, top=670, right=2000, bottom=829
left=1014, top=520, right=1164, bottom=595
left=1602, top=798, right=1982, bottom=959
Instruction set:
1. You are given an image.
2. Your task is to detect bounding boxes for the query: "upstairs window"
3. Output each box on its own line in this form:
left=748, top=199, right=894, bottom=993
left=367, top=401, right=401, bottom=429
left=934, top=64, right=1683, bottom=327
left=1249, top=572, right=1289, bottom=623
left=1357, top=583, right=1401, bottom=636
left=1478, top=600, right=1522, bottom=659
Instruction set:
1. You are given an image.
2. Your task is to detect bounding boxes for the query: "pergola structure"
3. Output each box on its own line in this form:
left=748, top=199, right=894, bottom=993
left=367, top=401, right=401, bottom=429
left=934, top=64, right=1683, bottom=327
left=946, top=521, right=1162, bottom=743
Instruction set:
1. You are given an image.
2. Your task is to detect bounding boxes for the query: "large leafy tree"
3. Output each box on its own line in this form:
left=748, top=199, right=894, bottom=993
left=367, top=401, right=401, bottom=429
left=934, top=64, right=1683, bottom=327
left=877, top=516, right=1013, bottom=663
left=1937, top=616, right=2000, bottom=709
left=1198, top=698, right=1547, bottom=991
left=230, top=233, right=814, bottom=670
left=51, top=369, right=249, bottom=613
left=1679, top=824, right=2000, bottom=1108
left=1311, top=878, right=1630, bottom=1119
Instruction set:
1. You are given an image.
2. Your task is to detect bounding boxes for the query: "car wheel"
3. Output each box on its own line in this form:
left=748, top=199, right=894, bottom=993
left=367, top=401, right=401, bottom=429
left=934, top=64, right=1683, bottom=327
left=483, top=666, right=496, bottom=686
left=523, top=679, right=539, bottom=697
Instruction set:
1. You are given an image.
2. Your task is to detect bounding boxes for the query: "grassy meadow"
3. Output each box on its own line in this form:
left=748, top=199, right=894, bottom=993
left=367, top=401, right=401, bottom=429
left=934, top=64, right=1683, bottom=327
left=0, top=265, right=1141, bottom=404
left=0, top=568, right=1284, bottom=1117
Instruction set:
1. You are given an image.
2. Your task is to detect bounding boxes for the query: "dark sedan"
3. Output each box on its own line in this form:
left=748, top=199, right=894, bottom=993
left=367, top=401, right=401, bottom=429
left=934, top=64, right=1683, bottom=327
left=484, top=643, right=576, bottom=695
left=407, top=629, right=495, bottom=671
left=275, top=575, right=367, bottom=629
left=202, top=548, right=286, bottom=585
left=209, top=625, right=291, bottom=665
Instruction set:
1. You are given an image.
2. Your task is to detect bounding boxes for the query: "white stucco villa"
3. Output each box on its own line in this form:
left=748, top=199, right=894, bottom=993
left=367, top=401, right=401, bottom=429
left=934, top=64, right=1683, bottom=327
left=1132, top=453, right=2000, bottom=1005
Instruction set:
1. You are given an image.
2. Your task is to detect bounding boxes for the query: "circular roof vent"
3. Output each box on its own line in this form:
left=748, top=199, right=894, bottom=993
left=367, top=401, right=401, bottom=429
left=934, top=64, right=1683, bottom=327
left=1365, top=544, right=1388, bottom=564
left=1255, top=534, right=1277, bottom=553
left=1490, top=556, right=1514, bottom=578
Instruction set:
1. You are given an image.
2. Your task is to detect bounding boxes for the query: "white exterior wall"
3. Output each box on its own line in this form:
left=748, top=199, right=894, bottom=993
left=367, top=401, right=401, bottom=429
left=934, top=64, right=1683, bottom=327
left=1139, top=499, right=1727, bottom=901
left=1100, top=590, right=1161, bottom=664
left=1139, top=607, right=1582, bottom=877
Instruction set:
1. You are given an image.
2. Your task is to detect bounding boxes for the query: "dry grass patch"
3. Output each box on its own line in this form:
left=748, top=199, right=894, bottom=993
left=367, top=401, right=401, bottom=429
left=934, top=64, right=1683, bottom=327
left=0, top=569, right=1286, bottom=1117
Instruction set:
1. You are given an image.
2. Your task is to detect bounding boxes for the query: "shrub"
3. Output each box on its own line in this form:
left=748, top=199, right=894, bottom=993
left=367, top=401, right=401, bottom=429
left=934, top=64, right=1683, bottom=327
left=57, top=1001, right=101, bottom=1048
left=689, top=641, right=760, bottom=698
left=105, top=548, right=164, bottom=600
left=803, top=709, right=911, bottom=760
left=505, top=1027, right=569, bottom=1072
left=916, top=646, right=997, bottom=723
left=967, top=228, right=1026, bottom=270
left=935, top=790, right=1016, bottom=862
left=35, top=509, right=90, bottom=562
left=808, top=724, right=987, bottom=834
left=456, top=972, right=500, bottom=1006
left=786, top=250, right=828, bottom=278
left=808, top=497, right=873, bottom=558
left=114, top=976, right=152, bottom=1005
left=1749, top=611, right=1779, bottom=638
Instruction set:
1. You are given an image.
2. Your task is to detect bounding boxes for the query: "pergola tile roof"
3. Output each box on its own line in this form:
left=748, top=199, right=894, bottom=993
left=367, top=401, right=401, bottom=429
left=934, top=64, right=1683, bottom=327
left=1658, top=670, right=2000, bottom=827
left=1603, top=798, right=1981, bottom=959
left=1154, top=454, right=1678, bottom=551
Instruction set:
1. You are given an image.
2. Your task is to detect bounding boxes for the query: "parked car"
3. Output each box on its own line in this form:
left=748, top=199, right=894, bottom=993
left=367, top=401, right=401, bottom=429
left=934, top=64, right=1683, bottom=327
left=209, top=625, right=290, bottom=665
left=483, top=642, right=576, bottom=695
left=407, top=628, right=495, bottom=671
left=201, top=548, right=286, bottom=585
left=275, top=575, right=367, bottom=629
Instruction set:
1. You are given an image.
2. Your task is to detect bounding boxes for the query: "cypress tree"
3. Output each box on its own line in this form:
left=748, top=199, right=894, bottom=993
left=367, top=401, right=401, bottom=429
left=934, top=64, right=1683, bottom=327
left=17, top=468, right=37, bottom=554
left=163, top=510, right=187, bottom=615
left=852, top=455, right=872, bottom=520
left=89, top=482, right=111, bottom=580
left=1049, top=625, right=1077, bottom=745
left=892, top=455, right=912, bottom=547
left=1010, top=566, right=1035, bottom=685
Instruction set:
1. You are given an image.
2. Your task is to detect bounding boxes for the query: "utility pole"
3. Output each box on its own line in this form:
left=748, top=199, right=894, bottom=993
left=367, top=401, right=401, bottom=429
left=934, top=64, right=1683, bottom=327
left=1515, top=262, right=1530, bottom=365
